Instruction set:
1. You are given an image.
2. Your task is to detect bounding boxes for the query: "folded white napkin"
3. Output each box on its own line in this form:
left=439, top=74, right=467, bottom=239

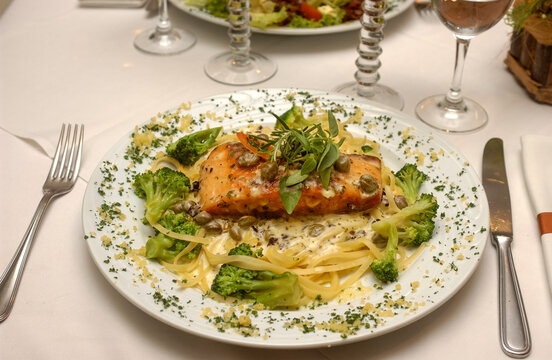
left=521, top=135, right=552, bottom=215
left=521, top=135, right=552, bottom=291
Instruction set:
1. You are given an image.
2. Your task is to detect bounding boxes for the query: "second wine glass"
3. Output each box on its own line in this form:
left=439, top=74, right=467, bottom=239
left=204, top=0, right=277, bottom=85
left=415, top=0, right=513, bottom=132
left=134, top=0, right=196, bottom=55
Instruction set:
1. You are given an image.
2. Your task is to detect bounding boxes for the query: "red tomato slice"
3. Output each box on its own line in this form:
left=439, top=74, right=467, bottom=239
left=300, top=2, right=323, bottom=21
left=236, top=132, right=270, bottom=160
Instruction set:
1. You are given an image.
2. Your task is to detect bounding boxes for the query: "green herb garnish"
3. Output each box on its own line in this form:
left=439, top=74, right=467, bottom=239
left=361, top=145, right=373, bottom=153
left=249, top=110, right=344, bottom=214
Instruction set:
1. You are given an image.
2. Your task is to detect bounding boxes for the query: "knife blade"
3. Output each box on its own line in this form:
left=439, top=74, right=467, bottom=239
left=482, top=138, right=531, bottom=358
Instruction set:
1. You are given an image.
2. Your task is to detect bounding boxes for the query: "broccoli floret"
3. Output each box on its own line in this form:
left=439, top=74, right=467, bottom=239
left=394, top=164, right=428, bottom=205
left=211, top=244, right=302, bottom=308
left=370, top=223, right=399, bottom=283
left=146, top=235, right=201, bottom=261
left=133, top=167, right=190, bottom=224
left=146, top=233, right=191, bottom=261
left=372, top=194, right=438, bottom=247
left=145, top=211, right=201, bottom=261
left=159, top=211, right=199, bottom=235
left=275, top=104, right=312, bottom=129
left=166, top=127, right=222, bottom=166
left=228, top=243, right=255, bottom=256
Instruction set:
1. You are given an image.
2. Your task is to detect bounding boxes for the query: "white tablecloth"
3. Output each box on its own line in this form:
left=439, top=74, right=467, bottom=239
left=1, top=1, right=551, bottom=359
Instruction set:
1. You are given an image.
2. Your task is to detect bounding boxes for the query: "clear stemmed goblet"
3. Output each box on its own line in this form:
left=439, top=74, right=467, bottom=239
left=335, top=0, right=404, bottom=110
left=415, top=0, right=513, bottom=132
left=204, top=0, right=277, bottom=85
left=134, top=0, right=196, bottom=55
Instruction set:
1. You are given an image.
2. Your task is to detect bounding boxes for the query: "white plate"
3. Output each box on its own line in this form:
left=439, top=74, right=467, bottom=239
left=170, top=0, right=414, bottom=36
left=82, top=88, right=489, bottom=348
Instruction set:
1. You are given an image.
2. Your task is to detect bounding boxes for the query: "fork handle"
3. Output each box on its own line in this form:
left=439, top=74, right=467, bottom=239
left=0, top=192, right=54, bottom=322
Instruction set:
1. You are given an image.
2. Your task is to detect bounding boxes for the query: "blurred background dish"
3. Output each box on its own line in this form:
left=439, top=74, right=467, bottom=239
left=170, top=0, right=414, bottom=35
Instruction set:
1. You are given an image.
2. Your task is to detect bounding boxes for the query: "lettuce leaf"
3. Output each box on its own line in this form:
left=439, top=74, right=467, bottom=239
left=250, top=7, right=288, bottom=29
left=286, top=11, right=345, bottom=28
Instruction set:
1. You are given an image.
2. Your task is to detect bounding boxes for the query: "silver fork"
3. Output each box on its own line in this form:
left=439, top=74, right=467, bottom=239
left=0, top=124, right=84, bottom=322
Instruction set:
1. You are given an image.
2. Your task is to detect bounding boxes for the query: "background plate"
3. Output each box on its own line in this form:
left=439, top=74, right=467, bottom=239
left=170, top=0, right=414, bottom=36
left=82, top=88, right=489, bottom=348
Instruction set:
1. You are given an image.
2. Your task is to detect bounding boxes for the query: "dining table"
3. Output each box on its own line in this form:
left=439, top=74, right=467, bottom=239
left=1, top=0, right=551, bottom=359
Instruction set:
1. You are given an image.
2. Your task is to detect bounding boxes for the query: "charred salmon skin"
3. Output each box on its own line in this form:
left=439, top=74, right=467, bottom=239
left=199, top=142, right=382, bottom=216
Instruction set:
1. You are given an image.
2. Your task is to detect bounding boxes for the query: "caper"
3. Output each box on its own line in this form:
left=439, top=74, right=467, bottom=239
left=237, top=152, right=260, bottom=168
left=359, top=174, right=379, bottom=195
left=260, top=161, right=278, bottom=181
left=308, top=224, right=325, bottom=237
left=204, top=220, right=222, bottom=234
left=394, top=195, right=409, bottom=209
left=334, top=154, right=351, bottom=173
left=171, top=200, right=198, bottom=215
left=170, top=199, right=190, bottom=214
left=238, top=215, right=257, bottom=228
left=187, top=203, right=200, bottom=218
left=194, top=211, right=213, bottom=225
left=229, top=225, right=242, bottom=241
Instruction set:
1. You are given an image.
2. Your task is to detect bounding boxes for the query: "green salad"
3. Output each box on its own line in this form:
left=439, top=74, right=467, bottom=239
left=183, top=0, right=404, bottom=30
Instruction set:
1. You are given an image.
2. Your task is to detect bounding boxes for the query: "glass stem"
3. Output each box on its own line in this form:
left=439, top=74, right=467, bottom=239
left=354, top=0, right=386, bottom=97
left=228, top=0, right=251, bottom=67
left=156, top=0, right=172, bottom=34
left=445, top=37, right=470, bottom=108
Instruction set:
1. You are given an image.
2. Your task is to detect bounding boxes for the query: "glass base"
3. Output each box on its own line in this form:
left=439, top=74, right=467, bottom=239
left=134, top=27, right=196, bottom=55
left=415, top=95, right=488, bottom=133
left=334, top=82, right=404, bottom=110
left=204, top=51, right=277, bottom=85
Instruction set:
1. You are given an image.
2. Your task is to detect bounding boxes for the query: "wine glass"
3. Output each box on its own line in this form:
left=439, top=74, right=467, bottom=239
left=335, top=0, right=404, bottom=110
left=135, top=0, right=196, bottom=55
left=204, top=0, right=277, bottom=85
left=415, top=0, right=513, bottom=132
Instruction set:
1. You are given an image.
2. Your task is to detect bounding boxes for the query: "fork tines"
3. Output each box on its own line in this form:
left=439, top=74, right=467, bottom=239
left=49, top=124, right=84, bottom=181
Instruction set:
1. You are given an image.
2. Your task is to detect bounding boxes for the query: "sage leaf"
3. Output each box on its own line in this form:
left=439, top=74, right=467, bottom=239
left=328, top=111, right=339, bottom=138
left=301, top=155, right=317, bottom=175
left=320, top=167, right=331, bottom=189
left=286, top=171, right=309, bottom=186
left=291, top=129, right=311, bottom=151
left=318, top=143, right=339, bottom=171
left=317, top=141, right=332, bottom=171
left=279, top=176, right=302, bottom=215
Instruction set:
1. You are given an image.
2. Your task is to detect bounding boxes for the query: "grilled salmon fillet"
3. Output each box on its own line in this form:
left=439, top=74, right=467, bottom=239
left=199, top=142, right=382, bottom=216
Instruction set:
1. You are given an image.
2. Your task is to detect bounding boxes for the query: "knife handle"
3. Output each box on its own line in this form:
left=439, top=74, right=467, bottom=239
left=494, top=235, right=531, bottom=358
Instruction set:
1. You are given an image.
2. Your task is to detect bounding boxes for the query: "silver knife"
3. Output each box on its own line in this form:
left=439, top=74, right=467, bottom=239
left=482, top=138, right=531, bottom=358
